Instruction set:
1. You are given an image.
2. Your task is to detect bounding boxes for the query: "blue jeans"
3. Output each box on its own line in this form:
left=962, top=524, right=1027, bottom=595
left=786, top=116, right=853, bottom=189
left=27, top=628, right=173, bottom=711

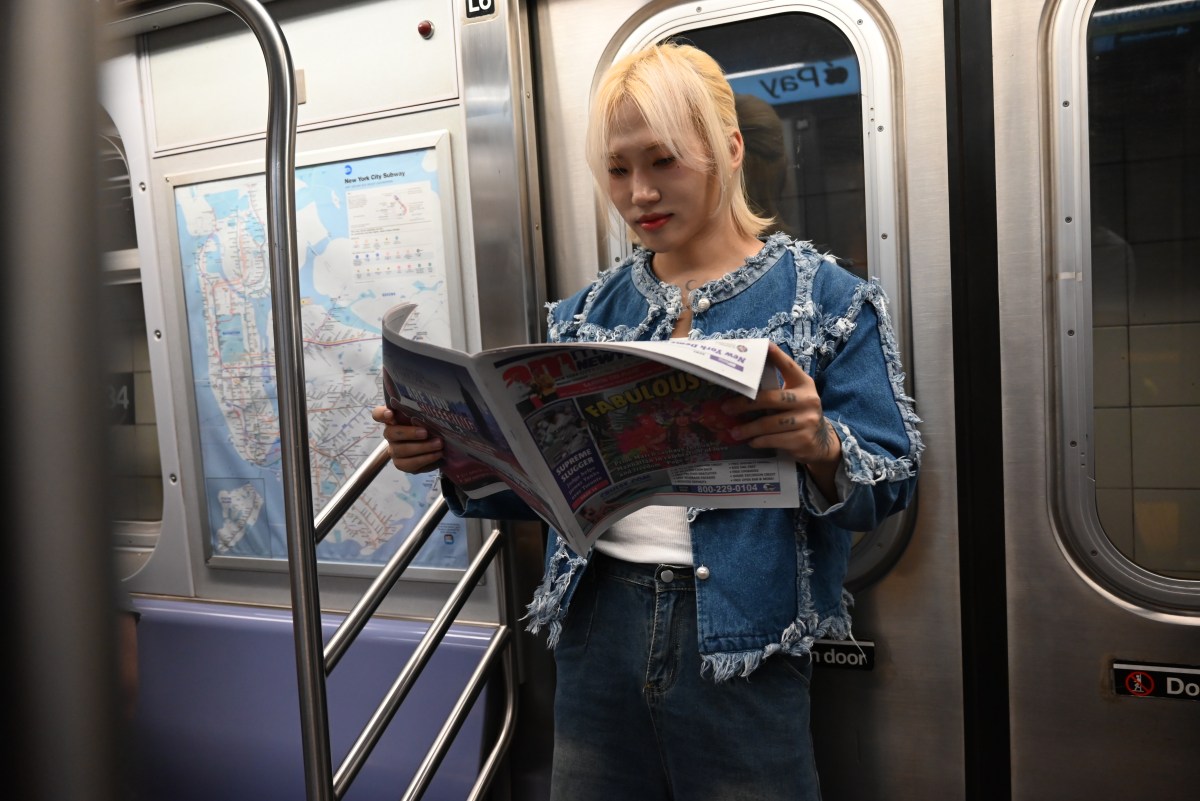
left=551, top=552, right=822, bottom=801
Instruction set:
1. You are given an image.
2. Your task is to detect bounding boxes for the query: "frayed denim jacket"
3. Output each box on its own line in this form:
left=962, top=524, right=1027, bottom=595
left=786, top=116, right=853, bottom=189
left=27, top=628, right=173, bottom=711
left=444, top=234, right=922, bottom=682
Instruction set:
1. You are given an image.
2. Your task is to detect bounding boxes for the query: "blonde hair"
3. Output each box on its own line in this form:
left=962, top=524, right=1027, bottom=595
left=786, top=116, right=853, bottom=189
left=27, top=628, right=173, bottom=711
left=586, top=41, right=772, bottom=241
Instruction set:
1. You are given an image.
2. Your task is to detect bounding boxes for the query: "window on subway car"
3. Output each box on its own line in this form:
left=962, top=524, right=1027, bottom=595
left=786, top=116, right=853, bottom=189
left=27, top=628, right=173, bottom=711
left=99, top=112, right=163, bottom=558
left=680, top=14, right=868, bottom=278
left=1087, top=0, right=1200, bottom=580
left=681, top=14, right=873, bottom=551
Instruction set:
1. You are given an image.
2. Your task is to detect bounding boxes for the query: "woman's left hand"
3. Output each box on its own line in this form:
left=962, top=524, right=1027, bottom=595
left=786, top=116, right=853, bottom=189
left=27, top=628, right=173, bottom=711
left=723, top=342, right=841, bottom=497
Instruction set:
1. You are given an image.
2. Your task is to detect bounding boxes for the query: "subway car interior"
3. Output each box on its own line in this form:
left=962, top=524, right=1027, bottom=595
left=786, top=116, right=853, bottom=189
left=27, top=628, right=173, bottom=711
left=2, top=0, right=1198, bottom=799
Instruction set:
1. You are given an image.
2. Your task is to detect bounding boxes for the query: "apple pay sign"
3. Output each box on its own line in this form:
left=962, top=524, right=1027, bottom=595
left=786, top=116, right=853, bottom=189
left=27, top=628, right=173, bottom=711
left=726, top=57, right=861, bottom=106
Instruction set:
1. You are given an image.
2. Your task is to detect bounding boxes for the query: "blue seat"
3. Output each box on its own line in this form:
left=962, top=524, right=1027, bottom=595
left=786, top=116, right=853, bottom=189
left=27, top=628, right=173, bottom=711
left=131, top=598, right=494, bottom=801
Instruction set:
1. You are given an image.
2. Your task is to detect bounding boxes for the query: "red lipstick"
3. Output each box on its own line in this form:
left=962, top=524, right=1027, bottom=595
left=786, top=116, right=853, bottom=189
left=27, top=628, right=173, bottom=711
left=637, top=213, right=670, bottom=231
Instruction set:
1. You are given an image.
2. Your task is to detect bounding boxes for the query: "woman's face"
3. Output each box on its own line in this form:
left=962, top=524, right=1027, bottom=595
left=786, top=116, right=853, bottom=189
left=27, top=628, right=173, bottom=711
left=604, top=101, right=718, bottom=255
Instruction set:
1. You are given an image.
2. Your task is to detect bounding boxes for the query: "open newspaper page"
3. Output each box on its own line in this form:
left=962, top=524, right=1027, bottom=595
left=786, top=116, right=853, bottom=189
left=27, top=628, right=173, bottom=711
left=380, top=305, right=572, bottom=530
left=383, top=303, right=801, bottom=556
left=475, top=340, right=800, bottom=555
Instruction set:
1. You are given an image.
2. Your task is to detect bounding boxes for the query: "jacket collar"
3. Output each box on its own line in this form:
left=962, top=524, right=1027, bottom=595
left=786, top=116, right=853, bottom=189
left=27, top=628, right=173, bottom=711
left=629, top=232, right=792, bottom=309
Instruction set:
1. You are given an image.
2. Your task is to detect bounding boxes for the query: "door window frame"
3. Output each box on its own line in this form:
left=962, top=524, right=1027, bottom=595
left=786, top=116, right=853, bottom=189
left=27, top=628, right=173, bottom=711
left=1049, top=0, right=1200, bottom=612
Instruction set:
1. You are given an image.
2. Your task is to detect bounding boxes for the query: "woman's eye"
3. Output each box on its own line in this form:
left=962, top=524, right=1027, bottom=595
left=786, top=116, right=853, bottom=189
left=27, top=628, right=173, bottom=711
left=607, top=166, right=627, bottom=176
left=654, top=156, right=676, bottom=168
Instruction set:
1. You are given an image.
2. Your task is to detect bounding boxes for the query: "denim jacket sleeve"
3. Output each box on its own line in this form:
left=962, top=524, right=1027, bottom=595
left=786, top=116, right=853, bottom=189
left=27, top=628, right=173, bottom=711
left=438, top=476, right=543, bottom=521
left=800, top=272, right=923, bottom=531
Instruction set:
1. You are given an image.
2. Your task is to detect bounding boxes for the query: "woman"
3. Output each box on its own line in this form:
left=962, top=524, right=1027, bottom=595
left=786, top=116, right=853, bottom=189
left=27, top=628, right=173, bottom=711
left=374, top=41, right=921, bottom=801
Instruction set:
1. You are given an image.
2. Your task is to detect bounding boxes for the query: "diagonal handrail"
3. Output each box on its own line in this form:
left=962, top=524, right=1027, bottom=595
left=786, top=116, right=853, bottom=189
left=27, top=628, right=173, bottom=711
left=333, top=527, right=505, bottom=797
left=321, top=487, right=448, bottom=673
left=314, top=440, right=391, bottom=543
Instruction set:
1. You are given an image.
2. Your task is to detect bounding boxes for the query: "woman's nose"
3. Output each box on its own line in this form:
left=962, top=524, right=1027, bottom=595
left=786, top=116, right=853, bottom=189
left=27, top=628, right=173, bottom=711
left=631, top=173, right=660, bottom=205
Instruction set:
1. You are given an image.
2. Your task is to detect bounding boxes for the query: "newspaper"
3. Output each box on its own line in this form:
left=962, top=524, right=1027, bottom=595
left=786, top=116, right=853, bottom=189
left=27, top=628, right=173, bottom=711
left=381, top=303, right=800, bottom=555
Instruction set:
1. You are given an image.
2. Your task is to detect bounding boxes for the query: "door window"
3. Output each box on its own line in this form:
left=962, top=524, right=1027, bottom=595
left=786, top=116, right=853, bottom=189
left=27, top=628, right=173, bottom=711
left=1089, top=0, right=1200, bottom=581
left=684, top=14, right=869, bottom=275
left=664, top=6, right=909, bottom=587
left=1054, top=0, right=1200, bottom=606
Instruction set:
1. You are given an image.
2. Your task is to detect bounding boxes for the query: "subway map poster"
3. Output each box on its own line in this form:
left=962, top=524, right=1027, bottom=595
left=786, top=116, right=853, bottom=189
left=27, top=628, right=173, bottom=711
left=174, top=142, right=467, bottom=570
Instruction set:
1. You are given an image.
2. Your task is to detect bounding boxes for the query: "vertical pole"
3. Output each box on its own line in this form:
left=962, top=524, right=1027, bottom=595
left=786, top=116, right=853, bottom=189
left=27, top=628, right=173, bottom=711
left=0, top=1, right=124, bottom=799
left=208, top=2, right=333, bottom=798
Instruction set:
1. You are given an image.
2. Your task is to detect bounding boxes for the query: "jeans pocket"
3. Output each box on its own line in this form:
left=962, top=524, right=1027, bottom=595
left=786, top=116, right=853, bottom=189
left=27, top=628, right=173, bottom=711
left=777, top=652, right=814, bottom=687
left=555, top=568, right=599, bottom=655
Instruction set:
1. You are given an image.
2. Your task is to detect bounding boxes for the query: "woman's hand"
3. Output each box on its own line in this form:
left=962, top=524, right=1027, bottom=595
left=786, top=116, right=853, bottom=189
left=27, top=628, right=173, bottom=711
left=372, top=405, right=444, bottom=474
left=723, top=343, right=841, bottom=500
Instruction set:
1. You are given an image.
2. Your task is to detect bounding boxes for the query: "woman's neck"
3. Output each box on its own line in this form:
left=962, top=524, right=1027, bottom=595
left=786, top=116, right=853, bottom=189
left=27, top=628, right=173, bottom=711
left=651, top=225, right=763, bottom=288
left=649, top=219, right=765, bottom=338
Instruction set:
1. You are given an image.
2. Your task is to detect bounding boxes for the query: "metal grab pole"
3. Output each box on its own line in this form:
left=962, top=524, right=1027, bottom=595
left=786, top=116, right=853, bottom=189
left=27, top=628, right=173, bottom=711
left=118, top=2, right=331, bottom=798
left=214, top=3, right=331, bottom=799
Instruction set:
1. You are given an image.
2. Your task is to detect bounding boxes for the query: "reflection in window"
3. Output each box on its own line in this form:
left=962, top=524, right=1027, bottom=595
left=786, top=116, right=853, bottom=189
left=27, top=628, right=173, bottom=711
left=682, top=14, right=867, bottom=278
left=1087, top=0, right=1200, bottom=579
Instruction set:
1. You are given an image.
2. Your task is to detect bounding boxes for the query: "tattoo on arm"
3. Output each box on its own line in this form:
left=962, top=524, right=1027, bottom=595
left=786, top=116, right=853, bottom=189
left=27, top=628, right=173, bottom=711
left=814, top=415, right=836, bottom=455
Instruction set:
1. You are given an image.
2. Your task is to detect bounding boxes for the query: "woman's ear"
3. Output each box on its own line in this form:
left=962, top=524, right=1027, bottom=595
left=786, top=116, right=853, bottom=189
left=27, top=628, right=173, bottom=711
left=728, top=129, right=746, bottom=172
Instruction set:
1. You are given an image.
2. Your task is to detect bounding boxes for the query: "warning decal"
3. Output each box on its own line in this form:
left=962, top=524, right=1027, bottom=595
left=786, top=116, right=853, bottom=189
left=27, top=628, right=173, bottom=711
left=1112, top=661, right=1200, bottom=701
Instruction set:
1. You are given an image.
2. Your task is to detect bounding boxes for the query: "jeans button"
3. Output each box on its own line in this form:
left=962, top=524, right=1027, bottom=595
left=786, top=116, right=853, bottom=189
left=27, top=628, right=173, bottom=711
left=696, top=565, right=711, bottom=580
left=660, top=568, right=674, bottom=583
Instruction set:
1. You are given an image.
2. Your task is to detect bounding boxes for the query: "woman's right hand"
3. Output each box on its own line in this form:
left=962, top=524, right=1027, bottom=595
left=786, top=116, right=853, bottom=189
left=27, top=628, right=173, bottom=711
left=372, top=405, right=444, bottom=473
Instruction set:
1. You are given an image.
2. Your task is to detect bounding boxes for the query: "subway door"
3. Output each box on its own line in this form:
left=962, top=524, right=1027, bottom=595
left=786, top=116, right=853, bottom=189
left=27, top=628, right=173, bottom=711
left=995, top=1, right=1200, bottom=799
left=532, top=1, right=960, bottom=798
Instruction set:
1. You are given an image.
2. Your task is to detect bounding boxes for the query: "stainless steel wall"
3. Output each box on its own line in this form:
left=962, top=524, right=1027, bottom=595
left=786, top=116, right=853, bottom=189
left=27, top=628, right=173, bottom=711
left=997, top=2, right=1200, bottom=798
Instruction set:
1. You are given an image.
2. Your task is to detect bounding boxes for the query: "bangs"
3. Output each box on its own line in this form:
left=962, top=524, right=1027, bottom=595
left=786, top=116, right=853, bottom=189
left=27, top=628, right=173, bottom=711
left=587, top=47, right=720, bottom=179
